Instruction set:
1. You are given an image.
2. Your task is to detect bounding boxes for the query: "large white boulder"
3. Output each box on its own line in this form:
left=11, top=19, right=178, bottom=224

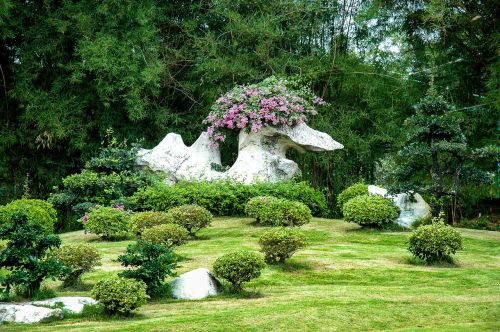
left=368, top=185, right=431, bottom=228
left=32, top=296, right=97, bottom=314
left=171, top=268, right=220, bottom=300
left=0, top=304, right=63, bottom=324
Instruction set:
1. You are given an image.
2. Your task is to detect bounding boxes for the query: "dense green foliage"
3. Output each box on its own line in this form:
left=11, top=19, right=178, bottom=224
left=91, top=278, right=149, bottom=315
left=259, top=228, right=306, bottom=264
left=0, top=199, right=57, bottom=234
left=245, top=196, right=278, bottom=221
left=167, top=205, right=213, bottom=237
left=0, top=213, right=67, bottom=297
left=132, top=181, right=328, bottom=217
left=118, top=242, right=177, bottom=296
left=258, top=199, right=312, bottom=227
left=54, top=243, right=101, bottom=287
left=129, top=211, right=172, bottom=235
left=408, top=221, right=463, bottom=263
left=343, top=195, right=399, bottom=227
left=213, top=250, right=266, bottom=291
left=140, top=223, right=189, bottom=248
left=336, top=183, right=368, bottom=214
left=83, top=206, right=129, bottom=239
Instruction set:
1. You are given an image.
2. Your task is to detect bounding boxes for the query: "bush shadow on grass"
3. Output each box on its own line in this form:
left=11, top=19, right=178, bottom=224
left=345, top=223, right=409, bottom=233
left=57, top=281, right=93, bottom=292
left=268, top=260, right=316, bottom=272
left=403, top=255, right=460, bottom=268
left=190, top=234, right=211, bottom=241
left=59, top=304, right=148, bottom=322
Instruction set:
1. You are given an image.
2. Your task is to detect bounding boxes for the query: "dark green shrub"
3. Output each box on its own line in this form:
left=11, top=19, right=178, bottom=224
left=54, top=243, right=101, bottom=287
left=343, top=194, right=399, bottom=227
left=408, top=222, right=463, bottom=263
left=336, top=183, right=368, bottom=214
left=131, top=180, right=328, bottom=217
left=258, top=199, right=312, bottom=227
left=129, top=211, right=173, bottom=235
left=83, top=206, right=129, bottom=239
left=0, top=199, right=57, bottom=234
left=168, top=205, right=213, bottom=236
left=245, top=196, right=278, bottom=221
left=0, top=213, right=68, bottom=298
left=91, top=277, right=149, bottom=315
left=259, top=228, right=306, bottom=264
left=212, top=250, right=265, bottom=291
left=118, top=242, right=177, bottom=296
left=141, top=224, right=189, bottom=247
left=459, top=216, right=498, bottom=231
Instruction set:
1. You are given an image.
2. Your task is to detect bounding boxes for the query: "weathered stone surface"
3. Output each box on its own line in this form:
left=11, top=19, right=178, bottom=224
left=368, top=185, right=431, bottom=228
left=0, top=304, right=63, bottom=324
left=32, top=296, right=97, bottom=314
left=137, top=123, right=343, bottom=184
left=171, top=268, right=220, bottom=300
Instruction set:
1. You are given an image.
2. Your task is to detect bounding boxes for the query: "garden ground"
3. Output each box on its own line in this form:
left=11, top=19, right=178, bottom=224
left=4, top=218, right=500, bottom=331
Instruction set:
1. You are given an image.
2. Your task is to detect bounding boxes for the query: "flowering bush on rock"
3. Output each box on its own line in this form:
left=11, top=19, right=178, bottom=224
left=204, top=76, right=326, bottom=146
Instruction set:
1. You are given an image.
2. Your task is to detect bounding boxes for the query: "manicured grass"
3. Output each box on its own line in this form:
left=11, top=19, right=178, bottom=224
left=3, top=218, right=500, bottom=331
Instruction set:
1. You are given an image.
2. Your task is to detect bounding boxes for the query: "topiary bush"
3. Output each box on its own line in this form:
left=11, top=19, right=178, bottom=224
left=131, top=180, right=329, bottom=217
left=212, top=250, right=265, bottom=291
left=129, top=211, right=172, bottom=235
left=343, top=194, right=399, bottom=227
left=141, top=223, right=189, bottom=247
left=336, top=183, right=368, bottom=214
left=168, top=205, right=213, bottom=236
left=245, top=196, right=279, bottom=221
left=258, top=199, right=312, bottom=227
left=408, top=221, right=463, bottom=263
left=83, top=206, right=129, bottom=239
left=54, top=243, right=101, bottom=287
left=259, top=228, right=306, bottom=264
left=0, top=199, right=57, bottom=234
left=118, top=242, right=177, bottom=296
left=91, top=277, right=149, bottom=315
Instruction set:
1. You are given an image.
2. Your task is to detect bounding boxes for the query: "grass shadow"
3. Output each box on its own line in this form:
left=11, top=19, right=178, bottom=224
left=403, top=255, right=460, bottom=268
left=269, top=260, right=316, bottom=272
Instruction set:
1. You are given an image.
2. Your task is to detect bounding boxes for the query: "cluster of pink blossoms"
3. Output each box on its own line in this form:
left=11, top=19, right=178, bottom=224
left=204, top=77, right=325, bottom=147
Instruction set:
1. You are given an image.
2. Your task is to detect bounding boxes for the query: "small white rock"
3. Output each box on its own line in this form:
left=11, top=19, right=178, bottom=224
left=171, top=268, right=220, bottom=300
left=32, top=296, right=97, bottom=314
left=0, top=304, right=63, bottom=324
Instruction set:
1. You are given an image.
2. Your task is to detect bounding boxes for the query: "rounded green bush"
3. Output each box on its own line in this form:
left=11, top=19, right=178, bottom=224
left=343, top=194, right=399, bottom=227
left=91, top=277, right=149, bottom=315
left=141, top=223, right=189, bottom=247
left=168, top=205, right=213, bottom=236
left=129, top=211, right=172, bottom=235
left=54, top=243, right=101, bottom=287
left=212, top=250, right=265, bottom=291
left=337, top=183, right=368, bottom=214
left=408, top=222, right=463, bottom=263
left=259, top=228, right=306, bottom=264
left=83, top=206, right=129, bottom=239
left=245, top=196, right=278, bottom=220
left=259, top=199, right=312, bottom=227
left=0, top=199, right=57, bottom=233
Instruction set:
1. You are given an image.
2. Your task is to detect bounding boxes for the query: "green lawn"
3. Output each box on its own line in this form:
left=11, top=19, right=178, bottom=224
left=4, top=218, right=500, bottom=331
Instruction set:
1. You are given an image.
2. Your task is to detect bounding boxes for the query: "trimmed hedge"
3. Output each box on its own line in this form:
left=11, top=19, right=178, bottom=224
left=259, top=227, right=306, bottom=263
left=91, top=277, right=149, bottom=315
left=258, top=199, right=312, bottom=227
left=141, top=223, right=189, bottom=247
left=0, top=199, right=57, bottom=234
left=343, top=194, right=399, bottom=227
left=129, top=211, right=172, bottom=235
left=83, top=206, right=129, bottom=239
left=213, top=250, right=265, bottom=291
left=131, top=180, right=328, bottom=217
left=409, top=221, right=463, bottom=262
left=336, top=183, right=368, bottom=214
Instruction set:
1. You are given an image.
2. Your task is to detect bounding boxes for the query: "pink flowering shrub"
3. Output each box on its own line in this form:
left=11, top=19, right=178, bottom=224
left=204, top=76, right=326, bottom=146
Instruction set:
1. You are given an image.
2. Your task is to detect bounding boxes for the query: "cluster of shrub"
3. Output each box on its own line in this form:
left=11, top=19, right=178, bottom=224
left=337, top=183, right=464, bottom=263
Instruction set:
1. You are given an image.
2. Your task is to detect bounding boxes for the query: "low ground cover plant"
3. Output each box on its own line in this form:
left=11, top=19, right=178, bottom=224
left=129, top=211, right=172, bottom=235
left=343, top=194, right=399, bottom=227
left=91, top=277, right=149, bottom=315
left=259, top=228, right=306, bottom=264
left=258, top=199, right=312, bottom=227
left=408, top=220, right=463, bottom=263
left=141, top=223, right=189, bottom=247
left=83, top=206, right=129, bottom=239
left=54, top=243, right=101, bottom=287
left=168, top=205, right=213, bottom=236
left=213, top=250, right=265, bottom=291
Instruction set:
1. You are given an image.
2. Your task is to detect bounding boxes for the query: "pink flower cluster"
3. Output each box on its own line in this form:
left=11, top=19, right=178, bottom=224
left=204, top=77, right=325, bottom=146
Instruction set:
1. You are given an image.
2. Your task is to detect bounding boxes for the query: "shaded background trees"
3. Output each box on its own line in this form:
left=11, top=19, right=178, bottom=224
left=0, top=0, right=497, bottom=218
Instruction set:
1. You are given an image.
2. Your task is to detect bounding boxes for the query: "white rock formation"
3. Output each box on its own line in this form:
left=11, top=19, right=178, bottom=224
left=137, top=123, right=343, bottom=184
left=170, top=268, right=220, bottom=300
left=0, top=304, right=63, bottom=324
left=32, top=296, right=97, bottom=314
left=368, top=185, right=431, bottom=228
